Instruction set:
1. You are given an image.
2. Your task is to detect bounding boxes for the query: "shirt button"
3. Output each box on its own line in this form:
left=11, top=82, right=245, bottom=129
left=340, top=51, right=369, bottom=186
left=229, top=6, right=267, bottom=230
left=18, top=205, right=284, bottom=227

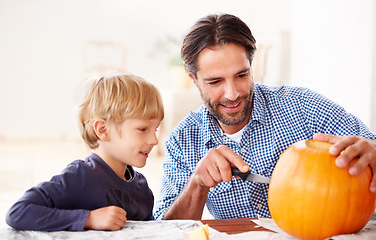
left=209, top=187, right=215, bottom=192
left=257, top=204, right=263, bottom=209
left=240, top=148, right=245, bottom=153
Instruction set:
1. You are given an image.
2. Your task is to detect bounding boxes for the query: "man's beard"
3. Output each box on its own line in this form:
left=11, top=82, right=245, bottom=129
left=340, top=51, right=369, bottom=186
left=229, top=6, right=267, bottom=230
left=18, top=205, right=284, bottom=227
left=199, top=90, right=253, bottom=126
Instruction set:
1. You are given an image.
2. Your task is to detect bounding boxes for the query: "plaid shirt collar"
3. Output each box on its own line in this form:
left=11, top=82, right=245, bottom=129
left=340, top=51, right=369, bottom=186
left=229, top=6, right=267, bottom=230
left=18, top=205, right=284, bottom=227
left=201, top=84, right=268, bottom=147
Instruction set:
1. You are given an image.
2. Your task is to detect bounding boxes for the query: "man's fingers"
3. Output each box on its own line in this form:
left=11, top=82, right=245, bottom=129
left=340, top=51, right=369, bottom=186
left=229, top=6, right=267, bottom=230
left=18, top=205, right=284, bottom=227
left=207, top=163, right=224, bottom=183
left=364, top=158, right=376, bottom=193
left=311, top=134, right=376, bottom=193
left=335, top=140, right=361, bottom=168
left=313, top=133, right=343, bottom=155
left=194, top=145, right=249, bottom=187
left=348, top=152, right=373, bottom=176
left=313, top=133, right=340, bottom=143
left=196, top=168, right=217, bottom=187
left=313, top=134, right=362, bottom=158
left=217, top=145, right=249, bottom=172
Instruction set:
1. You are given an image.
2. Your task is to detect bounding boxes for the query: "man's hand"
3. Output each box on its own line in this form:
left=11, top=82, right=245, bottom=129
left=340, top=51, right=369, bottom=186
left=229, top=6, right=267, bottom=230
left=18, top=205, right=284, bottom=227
left=313, top=133, right=376, bottom=192
left=163, top=145, right=249, bottom=220
left=84, top=206, right=127, bottom=231
left=192, top=145, right=249, bottom=188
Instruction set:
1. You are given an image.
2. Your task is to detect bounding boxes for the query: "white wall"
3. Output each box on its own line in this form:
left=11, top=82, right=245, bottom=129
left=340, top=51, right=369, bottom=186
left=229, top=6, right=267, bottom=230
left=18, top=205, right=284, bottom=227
left=3, top=0, right=374, bottom=141
left=371, top=1, right=376, bottom=132
left=0, top=0, right=292, bottom=141
left=290, top=0, right=376, bottom=132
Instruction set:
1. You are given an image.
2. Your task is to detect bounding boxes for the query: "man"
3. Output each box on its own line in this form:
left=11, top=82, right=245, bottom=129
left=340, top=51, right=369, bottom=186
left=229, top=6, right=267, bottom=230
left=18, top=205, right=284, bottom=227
left=154, top=13, right=376, bottom=220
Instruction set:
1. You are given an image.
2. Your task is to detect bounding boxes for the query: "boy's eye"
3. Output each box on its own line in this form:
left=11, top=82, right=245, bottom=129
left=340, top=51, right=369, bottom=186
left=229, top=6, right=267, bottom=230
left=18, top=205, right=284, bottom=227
left=138, top=128, right=147, bottom=132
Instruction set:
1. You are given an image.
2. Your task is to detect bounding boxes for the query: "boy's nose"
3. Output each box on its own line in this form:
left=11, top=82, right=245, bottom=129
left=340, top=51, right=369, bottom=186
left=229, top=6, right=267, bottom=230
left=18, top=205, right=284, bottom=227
left=149, top=133, right=159, bottom=146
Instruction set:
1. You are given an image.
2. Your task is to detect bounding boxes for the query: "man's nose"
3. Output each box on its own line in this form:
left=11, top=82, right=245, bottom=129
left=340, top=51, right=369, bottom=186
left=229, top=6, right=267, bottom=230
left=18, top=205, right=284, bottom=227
left=223, top=80, right=239, bottom=101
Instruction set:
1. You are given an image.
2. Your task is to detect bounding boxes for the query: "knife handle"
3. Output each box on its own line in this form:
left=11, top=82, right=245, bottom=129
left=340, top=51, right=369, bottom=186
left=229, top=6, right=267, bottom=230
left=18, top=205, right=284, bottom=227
left=231, top=167, right=248, bottom=181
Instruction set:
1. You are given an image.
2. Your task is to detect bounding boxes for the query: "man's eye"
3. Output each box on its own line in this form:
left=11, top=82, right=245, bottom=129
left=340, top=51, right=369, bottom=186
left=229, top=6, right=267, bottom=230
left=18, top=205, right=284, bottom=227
left=139, top=128, right=147, bottom=132
left=238, top=72, right=249, bottom=78
left=208, top=80, right=220, bottom=85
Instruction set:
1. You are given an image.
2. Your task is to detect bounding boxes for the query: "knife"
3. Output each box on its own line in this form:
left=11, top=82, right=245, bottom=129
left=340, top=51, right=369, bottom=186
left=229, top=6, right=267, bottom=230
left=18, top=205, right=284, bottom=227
left=231, top=167, right=270, bottom=184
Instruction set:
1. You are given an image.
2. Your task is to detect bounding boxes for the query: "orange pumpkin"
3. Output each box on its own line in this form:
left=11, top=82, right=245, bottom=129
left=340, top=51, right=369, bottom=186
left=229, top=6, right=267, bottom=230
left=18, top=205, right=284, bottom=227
left=268, top=140, right=376, bottom=240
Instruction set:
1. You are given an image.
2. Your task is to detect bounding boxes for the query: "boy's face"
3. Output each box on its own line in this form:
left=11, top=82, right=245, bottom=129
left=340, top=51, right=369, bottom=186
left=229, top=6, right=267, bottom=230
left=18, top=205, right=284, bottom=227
left=102, top=118, right=161, bottom=169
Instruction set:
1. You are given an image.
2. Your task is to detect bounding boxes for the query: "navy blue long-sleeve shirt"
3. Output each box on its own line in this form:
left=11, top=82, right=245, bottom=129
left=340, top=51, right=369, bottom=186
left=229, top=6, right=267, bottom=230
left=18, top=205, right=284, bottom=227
left=6, top=152, right=154, bottom=231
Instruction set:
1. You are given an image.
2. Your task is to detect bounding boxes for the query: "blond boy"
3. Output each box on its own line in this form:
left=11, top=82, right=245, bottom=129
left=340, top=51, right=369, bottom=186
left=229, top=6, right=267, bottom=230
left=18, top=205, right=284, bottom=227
left=6, top=73, right=164, bottom=231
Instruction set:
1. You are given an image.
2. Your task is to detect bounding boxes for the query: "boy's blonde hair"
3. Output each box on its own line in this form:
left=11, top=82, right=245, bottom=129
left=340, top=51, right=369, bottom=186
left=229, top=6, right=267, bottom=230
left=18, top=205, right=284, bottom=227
left=79, top=73, right=164, bottom=149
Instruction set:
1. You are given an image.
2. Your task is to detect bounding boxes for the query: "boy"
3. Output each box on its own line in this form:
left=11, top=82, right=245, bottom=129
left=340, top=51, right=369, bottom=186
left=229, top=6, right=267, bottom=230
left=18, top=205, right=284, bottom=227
left=6, top=73, right=164, bottom=231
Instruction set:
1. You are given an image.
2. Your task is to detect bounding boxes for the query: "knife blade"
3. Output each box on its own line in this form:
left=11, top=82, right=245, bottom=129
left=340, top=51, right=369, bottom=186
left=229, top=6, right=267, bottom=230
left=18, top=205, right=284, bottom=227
left=231, top=167, right=270, bottom=184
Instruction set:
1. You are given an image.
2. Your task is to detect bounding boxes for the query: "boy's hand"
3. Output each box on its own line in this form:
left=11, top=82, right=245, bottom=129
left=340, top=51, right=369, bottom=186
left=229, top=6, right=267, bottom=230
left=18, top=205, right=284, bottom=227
left=84, top=206, right=127, bottom=231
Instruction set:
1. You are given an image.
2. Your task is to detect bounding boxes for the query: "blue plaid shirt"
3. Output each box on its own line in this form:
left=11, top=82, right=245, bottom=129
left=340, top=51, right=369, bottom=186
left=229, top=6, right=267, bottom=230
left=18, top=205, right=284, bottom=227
left=154, top=84, right=376, bottom=220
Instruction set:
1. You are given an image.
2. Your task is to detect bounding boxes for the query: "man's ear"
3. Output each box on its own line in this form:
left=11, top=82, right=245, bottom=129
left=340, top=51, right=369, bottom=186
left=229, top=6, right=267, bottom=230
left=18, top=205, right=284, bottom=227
left=93, top=119, right=110, bottom=141
left=188, top=72, right=198, bottom=86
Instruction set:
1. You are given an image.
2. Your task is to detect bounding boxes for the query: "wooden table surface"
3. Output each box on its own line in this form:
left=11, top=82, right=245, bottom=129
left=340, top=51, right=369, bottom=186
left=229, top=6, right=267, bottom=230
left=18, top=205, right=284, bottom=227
left=201, top=218, right=273, bottom=235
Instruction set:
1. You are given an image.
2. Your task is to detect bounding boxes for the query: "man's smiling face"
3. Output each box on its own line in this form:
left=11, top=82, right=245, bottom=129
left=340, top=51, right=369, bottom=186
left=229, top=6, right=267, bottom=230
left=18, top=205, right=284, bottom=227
left=192, top=43, right=254, bottom=134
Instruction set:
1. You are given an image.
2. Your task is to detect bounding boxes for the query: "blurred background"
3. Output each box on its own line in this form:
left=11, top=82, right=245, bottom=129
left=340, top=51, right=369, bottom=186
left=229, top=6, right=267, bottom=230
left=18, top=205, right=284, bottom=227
left=0, top=0, right=375, bottom=224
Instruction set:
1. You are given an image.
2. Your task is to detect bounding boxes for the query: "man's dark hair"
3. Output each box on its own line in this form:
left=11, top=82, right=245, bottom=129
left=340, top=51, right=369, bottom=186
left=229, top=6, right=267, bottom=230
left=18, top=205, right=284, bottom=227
left=181, top=13, right=257, bottom=78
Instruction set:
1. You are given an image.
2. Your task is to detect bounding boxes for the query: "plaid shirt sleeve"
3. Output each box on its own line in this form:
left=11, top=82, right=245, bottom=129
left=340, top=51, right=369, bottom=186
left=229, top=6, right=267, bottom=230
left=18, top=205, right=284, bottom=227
left=153, top=84, right=376, bottom=220
left=153, top=113, right=204, bottom=220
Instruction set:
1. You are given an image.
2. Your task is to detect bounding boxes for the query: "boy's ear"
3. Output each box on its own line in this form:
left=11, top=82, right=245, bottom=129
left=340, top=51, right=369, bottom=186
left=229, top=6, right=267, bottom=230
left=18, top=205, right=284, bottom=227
left=93, top=119, right=110, bottom=141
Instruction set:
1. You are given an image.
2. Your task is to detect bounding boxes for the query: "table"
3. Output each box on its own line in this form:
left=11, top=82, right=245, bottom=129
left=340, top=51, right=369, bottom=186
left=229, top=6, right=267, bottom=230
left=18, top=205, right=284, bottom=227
left=202, top=215, right=376, bottom=239
left=1, top=217, right=376, bottom=239
left=201, top=218, right=272, bottom=234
